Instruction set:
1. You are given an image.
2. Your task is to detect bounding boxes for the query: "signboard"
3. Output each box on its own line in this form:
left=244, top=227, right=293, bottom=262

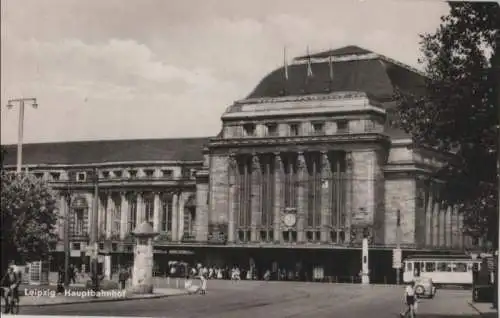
left=392, top=248, right=402, bottom=269
left=70, top=250, right=81, bottom=258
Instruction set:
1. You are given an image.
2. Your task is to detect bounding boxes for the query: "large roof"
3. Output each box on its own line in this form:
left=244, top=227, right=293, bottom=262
left=245, top=45, right=426, bottom=103
left=1, top=137, right=210, bottom=166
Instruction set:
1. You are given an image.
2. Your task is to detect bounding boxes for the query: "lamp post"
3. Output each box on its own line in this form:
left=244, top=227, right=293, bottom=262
left=396, top=209, right=402, bottom=285
left=6, top=98, right=38, bottom=173
left=63, top=183, right=72, bottom=288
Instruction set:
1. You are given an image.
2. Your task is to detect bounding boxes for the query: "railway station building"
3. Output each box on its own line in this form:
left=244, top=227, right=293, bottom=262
left=2, top=46, right=478, bottom=284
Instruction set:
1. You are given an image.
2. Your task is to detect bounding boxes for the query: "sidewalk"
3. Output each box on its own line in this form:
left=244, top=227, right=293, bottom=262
left=11, top=287, right=188, bottom=307
left=468, top=301, right=498, bottom=317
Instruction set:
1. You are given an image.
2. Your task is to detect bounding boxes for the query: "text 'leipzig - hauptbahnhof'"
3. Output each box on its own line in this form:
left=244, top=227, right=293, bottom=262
left=2, top=46, right=479, bottom=283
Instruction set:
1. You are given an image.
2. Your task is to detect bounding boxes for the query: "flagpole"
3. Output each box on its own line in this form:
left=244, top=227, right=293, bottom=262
left=283, top=46, right=289, bottom=95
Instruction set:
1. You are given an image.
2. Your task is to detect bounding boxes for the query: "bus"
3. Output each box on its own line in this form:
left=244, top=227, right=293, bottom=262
left=402, top=254, right=482, bottom=287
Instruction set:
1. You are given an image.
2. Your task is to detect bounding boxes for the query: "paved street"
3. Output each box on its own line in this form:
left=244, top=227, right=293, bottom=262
left=19, top=280, right=485, bottom=318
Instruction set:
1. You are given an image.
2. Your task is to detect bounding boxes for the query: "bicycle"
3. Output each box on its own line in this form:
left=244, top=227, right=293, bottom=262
left=1, top=287, right=20, bottom=314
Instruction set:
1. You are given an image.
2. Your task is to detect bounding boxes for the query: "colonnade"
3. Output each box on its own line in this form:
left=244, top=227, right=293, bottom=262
left=60, top=190, right=194, bottom=243
left=226, top=151, right=350, bottom=244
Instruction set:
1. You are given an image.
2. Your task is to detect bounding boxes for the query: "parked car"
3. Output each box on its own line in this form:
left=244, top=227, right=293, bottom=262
left=414, top=277, right=436, bottom=298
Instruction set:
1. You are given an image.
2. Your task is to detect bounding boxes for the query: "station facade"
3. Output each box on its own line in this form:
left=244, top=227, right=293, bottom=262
left=2, top=46, right=477, bottom=283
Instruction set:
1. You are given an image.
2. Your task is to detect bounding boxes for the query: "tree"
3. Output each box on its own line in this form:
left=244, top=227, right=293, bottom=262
left=1, top=170, right=59, bottom=272
left=396, top=2, right=500, bottom=248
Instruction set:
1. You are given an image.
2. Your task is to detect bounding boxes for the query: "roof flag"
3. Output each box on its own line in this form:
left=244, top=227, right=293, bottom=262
left=306, top=46, right=313, bottom=77
left=284, top=46, right=289, bottom=81
left=328, top=53, right=334, bottom=81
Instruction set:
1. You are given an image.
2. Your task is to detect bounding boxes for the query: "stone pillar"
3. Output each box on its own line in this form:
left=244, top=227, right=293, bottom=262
left=178, top=193, right=185, bottom=240
left=458, top=213, right=464, bottom=249
left=425, top=184, right=434, bottom=247
left=250, top=154, right=261, bottom=242
left=432, top=200, right=439, bottom=247
left=297, top=152, right=307, bottom=243
left=273, top=153, right=283, bottom=243
left=130, top=222, right=158, bottom=294
left=104, top=255, right=112, bottom=280
left=439, top=206, right=446, bottom=247
left=195, top=173, right=210, bottom=242
left=320, top=151, right=331, bottom=243
left=227, top=155, right=237, bottom=243
left=361, top=237, right=370, bottom=284
left=120, top=192, right=129, bottom=239
left=136, top=192, right=144, bottom=226
left=98, top=194, right=105, bottom=239
left=171, top=193, right=178, bottom=241
left=59, top=194, right=68, bottom=241
left=344, top=152, right=353, bottom=244
left=446, top=205, right=452, bottom=247
left=153, top=192, right=161, bottom=232
left=106, top=193, right=114, bottom=239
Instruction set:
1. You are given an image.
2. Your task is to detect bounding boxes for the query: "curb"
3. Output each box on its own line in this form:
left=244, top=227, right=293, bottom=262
left=19, top=291, right=189, bottom=308
left=468, top=301, right=482, bottom=315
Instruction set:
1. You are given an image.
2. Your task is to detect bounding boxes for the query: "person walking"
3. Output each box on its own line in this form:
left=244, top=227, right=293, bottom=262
left=400, top=281, right=418, bottom=317
left=118, top=267, right=129, bottom=290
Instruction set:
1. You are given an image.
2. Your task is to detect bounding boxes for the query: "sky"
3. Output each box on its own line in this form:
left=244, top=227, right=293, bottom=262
left=0, top=0, right=450, bottom=144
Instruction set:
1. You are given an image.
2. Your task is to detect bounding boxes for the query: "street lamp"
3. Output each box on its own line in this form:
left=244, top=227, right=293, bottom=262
left=6, top=98, right=38, bottom=173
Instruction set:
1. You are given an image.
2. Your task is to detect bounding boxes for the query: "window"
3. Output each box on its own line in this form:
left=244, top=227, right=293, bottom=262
left=406, top=262, right=413, bottom=272
left=77, top=172, right=86, bottom=182
left=50, top=172, right=60, bottom=181
left=312, top=122, right=324, bottom=135
left=73, top=208, right=85, bottom=235
left=34, top=172, right=44, bottom=179
left=129, top=170, right=137, bottom=178
left=99, top=243, right=104, bottom=250
left=337, top=120, right=349, bottom=133
left=289, top=123, right=300, bottom=136
left=266, top=123, right=278, bottom=136
left=128, top=198, right=137, bottom=232
left=243, top=123, right=256, bottom=137
left=144, top=169, right=155, bottom=178
left=144, top=196, right=154, bottom=223
left=454, top=263, right=468, bottom=272
left=72, top=243, right=81, bottom=250
left=162, top=169, right=173, bottom=178
left=161, top=197, right=173, bottom=232
left=102, top=171, right=110, bottom=179
left=437, top=262, right=452, bottom=272
left=425, top=262, right=436, bottom=272
left=114, top=170, right=123, bottom=178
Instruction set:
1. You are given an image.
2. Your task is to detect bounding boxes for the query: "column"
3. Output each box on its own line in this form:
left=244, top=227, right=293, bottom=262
left=320, top=151, right=331, bottom=243
left=120, top=192, right=129, bottom=239
left=250, top=154, right=261, bottom=242
left=227, top=155, right=237, bottom=243
left=153, top=192, right=161, bottom=232
left=136, top=192, right=144, bottom=226
left=59, top=194, right=68, bottom=241
left=273, top=153, right=284, bottom=243
left=106, top=193, right=114, bottom=238
left=439, top=206, right=446, bottom=247
left=432, top=199, right=439, bottom=247
left=446, top=205, right=452, bottom=247
left=344, top=152, right=353, bottom=244
left=171, top=193, right=179, bottom=241
left=297, top=152, right=307, bottom=243
left=98, top=194, right=105, bottom=239
left=425, top=184, right=434, bottom=246
left=178, top=193, right=185, bottom=240
left=458, top=213, right=464, bottom=249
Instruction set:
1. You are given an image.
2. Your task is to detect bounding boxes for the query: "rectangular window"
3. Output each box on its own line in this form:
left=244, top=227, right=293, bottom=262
left=102, top=171, right=110, bottom=179
left=425, top=262, right=436, bottom=272
left=406, top=262, right=413, bottom=272
left=161, top=197, right=173, bottom=232
left=72, top=243, right=81, bottom=250
left=162, top=169, right=173, bottom=178
left=144, top=169, right=155, bottom=178
left=50, top=172, right=60, bottom=181
left=77, top=172, right=86, bottom=182
left=266, top=123, right=278, bottom=136
left=437, top=262, right=452, bottom=272
left=453, top=262, right=468, bottom=272
left=34, top=172, right=44, bottom=179
left=289, top=123, right=300, bottom=136
left=312, top=122, right=324, bottom=135
left=74, top=208, right=85, bottom=235
left=114, top=170, right=123, bottom=178
left=337, top=120, right=349, bottom=133
left=128, top=199, right=137, bottom=232
left=243, top=123, right=256, bottom=137
left=129, top=170, right=137, bottom=178
left=144, top=196, right=154, bottom=223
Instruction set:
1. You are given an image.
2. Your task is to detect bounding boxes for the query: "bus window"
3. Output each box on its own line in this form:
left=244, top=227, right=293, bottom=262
left=406, top=262, right=413, bottom=272
left=425, top=262, right=436, bottom=272
left=437, top=262, right=452, bottom=272
left=454, top=262, right=467, bottom=272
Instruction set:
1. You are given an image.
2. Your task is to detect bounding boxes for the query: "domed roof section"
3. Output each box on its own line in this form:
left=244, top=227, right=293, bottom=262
left=244, top=45, right=426, bottom=105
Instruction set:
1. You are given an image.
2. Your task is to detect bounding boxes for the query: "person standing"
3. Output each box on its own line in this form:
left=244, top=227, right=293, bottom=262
left=200, top=270, right=207, bottom=295
left=118, top=267, right=129, bottom=290
left=400, top=281, right=418, bottom=317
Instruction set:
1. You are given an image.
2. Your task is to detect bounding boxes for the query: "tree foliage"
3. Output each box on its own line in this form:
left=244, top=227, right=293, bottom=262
left=396, top=2, right=500, bottom=247
left=1, top=170, right=59, bottom=270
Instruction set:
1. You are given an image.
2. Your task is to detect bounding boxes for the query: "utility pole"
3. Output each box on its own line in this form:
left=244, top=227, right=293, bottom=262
left=90, top=168, right=100, bottom=295
left=6, top=98, right=38, bottom=173
left=493, top=27, right=500, bottom=311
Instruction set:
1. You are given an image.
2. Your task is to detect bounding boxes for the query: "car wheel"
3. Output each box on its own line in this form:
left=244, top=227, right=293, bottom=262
left=415, top=285, right=425, bottom=295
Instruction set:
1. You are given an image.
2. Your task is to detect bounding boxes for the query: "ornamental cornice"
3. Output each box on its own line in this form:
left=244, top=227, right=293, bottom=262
left=233, top=91, right=373, bottom=106
left=208, top=133, right=390, bottom=149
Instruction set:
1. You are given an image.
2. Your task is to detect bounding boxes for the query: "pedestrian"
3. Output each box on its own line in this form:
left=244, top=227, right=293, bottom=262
left=118, top=268, right=129, bottom=290
left=200, top=271, right=207, bottom=295
left=400, top=281, right=418, bottom=317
